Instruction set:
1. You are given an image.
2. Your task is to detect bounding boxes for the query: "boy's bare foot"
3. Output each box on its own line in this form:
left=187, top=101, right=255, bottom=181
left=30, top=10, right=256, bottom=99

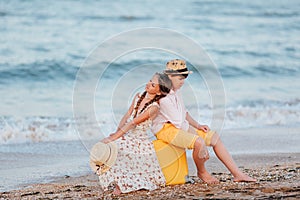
left=233, top=173, right=257, bottom=182
left=198, top=171, right=220, bottom=184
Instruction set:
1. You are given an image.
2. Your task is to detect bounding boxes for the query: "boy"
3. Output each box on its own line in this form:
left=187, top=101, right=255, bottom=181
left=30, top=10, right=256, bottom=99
left=152, top=59, right=256, bottom=183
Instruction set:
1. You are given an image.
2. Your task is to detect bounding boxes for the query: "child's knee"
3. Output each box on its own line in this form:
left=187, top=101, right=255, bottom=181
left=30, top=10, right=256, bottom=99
left=194, top=138, right=205, bottom=149
left=209, top=132, right=220, bottom=147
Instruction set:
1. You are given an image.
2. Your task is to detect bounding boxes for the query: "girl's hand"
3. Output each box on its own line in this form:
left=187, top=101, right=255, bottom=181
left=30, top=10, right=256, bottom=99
left=101, top=137, right=113, bottom=144
left=109, top=132, right=116, bottom=137
left=198, top=125, right=210, bottom=133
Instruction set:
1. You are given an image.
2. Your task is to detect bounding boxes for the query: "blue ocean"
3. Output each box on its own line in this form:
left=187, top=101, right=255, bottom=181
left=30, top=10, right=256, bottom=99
left=0, top=0, right=299, bottom=191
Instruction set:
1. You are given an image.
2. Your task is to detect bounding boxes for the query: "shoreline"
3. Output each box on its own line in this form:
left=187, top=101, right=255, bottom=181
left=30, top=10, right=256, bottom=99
left=1, top=152, right=299, bottom=199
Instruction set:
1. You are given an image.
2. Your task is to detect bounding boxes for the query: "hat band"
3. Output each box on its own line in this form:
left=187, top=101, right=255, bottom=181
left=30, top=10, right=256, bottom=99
left=165, top=68, right=189, bottom=74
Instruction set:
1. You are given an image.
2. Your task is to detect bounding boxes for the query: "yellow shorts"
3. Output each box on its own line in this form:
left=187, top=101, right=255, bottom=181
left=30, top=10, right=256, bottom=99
left=155, top=123, right=215, bottom=149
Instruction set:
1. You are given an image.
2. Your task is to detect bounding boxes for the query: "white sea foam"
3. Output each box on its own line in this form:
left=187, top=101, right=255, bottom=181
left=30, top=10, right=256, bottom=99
left=1, top=99, right=299, bottom=144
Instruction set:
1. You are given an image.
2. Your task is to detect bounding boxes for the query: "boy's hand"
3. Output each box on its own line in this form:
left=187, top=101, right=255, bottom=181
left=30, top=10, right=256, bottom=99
left=198, top=145, right=210, bottom=161
left=198, top=125, right=210, bottom=132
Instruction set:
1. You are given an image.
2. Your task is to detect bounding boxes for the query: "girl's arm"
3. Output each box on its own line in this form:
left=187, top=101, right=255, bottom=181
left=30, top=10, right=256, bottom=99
left=102, top=105, right=159, bottom=143
left=116, top=93, right=139, bottom=131
left=186, top=112, right=210, bottom=132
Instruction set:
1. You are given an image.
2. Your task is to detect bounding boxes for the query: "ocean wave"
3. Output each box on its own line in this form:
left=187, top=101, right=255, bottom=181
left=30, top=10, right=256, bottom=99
left=0, top=114, right=117, bottom=145
left=254, top=65, right=299, bottom=76
left=1, top=99, right=299, bottom=144
left=0, top=116, right=75, bottom=144
left=219, top=10, right=299, bottom=18
left=262, top=11, right=299, bottom=18
left=0, top=58, right=172, bottom=84
left=220, top=66, right=253, bottom=77
left=5, top=58, right=297, bottom=84
left=80, top=15, right=154, bottom=22
left=225, top=99, right=300, bottom=128
left=212, top=49, right=287, bottom=59
left=0, top=11, right=8, bottom=17
left=0, top=61, right=78, bottom=83
left=192, top=0, right=299, bottom=18
left=218, top=64, right=300, bottom=78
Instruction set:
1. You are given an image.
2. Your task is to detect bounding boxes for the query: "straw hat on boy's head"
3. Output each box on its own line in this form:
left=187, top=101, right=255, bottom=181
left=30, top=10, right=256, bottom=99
left=89, top=142, right=118, bottom=174
left=164, top=59, right=193, bottom=75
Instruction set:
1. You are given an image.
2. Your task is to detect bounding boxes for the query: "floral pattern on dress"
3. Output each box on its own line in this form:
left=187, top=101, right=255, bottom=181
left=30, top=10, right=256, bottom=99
left=97, top=101, right=166, bottom=193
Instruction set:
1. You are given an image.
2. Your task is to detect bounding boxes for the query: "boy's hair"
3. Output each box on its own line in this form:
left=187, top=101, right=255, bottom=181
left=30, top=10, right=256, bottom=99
left=169, top=73, right=189, bottom=79
left=157, top=72, right=172, bottom=95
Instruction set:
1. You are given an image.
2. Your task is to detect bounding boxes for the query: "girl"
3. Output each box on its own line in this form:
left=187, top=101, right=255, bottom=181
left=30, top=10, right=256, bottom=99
left=97, top=72, right=172, bottom=194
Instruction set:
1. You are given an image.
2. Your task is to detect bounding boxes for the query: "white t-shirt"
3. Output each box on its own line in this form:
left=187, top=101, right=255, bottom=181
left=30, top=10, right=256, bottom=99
left=151, top=89, right=189, bottom=134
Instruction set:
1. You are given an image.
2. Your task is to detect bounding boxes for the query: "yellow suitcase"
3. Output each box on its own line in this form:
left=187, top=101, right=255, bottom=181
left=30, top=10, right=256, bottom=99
left=153, top=139, right=189, bottom=185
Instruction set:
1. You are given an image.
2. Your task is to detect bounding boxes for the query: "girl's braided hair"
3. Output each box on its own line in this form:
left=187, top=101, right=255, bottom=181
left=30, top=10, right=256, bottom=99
left=133, top=72, right=172, bottom=118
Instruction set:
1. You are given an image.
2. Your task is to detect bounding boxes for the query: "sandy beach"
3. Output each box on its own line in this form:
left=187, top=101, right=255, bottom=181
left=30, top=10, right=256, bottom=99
left=1, top=153, right=299, bottom=199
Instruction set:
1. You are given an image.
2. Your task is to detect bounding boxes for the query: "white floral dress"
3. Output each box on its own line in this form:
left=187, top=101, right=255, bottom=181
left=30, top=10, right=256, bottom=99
left=97, top=101, right=166, bottom=193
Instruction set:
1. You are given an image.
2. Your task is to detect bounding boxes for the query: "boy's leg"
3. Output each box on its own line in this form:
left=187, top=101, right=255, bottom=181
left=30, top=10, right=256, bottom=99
left=210, top=133, right=256, bottom=182
left=193, top=138, right=219, bottom=184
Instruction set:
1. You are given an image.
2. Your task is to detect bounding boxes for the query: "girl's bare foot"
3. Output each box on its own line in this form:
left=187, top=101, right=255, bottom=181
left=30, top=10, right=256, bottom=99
left=198, top=171, right=220, bottom=184
left=112, top=185, right=121, bottom=195
left=233, top=173, right=256, bottom=182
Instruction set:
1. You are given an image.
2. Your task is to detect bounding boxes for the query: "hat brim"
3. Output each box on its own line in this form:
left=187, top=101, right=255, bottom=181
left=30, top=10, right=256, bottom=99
left=90, top=142, right=118, bottom=174
left=164, top=70, right=193, bottom=75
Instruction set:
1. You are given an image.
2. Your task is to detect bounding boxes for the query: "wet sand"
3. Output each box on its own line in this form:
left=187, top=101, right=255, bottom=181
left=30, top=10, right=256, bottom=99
left=1, top=153, right=299, bottom=199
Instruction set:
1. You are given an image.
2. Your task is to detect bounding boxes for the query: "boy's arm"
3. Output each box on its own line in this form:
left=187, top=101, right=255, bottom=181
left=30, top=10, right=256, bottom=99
left=186, top=112, right=210, bottom=132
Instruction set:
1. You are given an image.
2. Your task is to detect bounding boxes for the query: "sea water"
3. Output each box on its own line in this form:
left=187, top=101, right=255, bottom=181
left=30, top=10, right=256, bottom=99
left=0, top=0, right=300, bottom=191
